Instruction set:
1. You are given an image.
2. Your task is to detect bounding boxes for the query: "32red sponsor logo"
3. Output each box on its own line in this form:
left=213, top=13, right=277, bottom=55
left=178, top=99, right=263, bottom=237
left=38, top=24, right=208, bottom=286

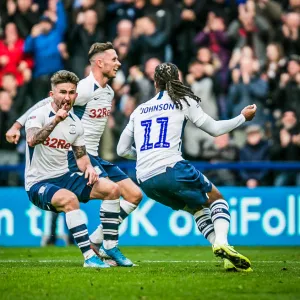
left=89, top=108, right=111, bottom=118
left=43, top=137, right=71, bottom=149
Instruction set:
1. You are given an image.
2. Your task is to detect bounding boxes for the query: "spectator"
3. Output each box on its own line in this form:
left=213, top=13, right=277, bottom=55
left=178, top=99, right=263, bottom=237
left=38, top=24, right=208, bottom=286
left=273, top=56, right=300, bottom=118
left=113, top=19, right=133, bottom=77
left=129, top=16, right=167, bottom=66
left=202, top=133, right=239, bottom=186
left=254, top=0, right=283, bottom=36
left=229, top=45, right=260, bottom=71
left=264, top=43, right=287, bottom=110
left=1, top=73, right=32, bottom=115
left=271, top=110, right=300, bottom=186
left=24, top=0, right=67, bottom=102
left=0, top=90, right=19, bottom=186
left=194, top=13, right=230, bottom=85
left=288, top=0, right=300, bottom=13
left=68, top=9, right=104, bottom=79
left=279, top=12, right=300, bottom=56
left=227, top=2, right=271, bottom=66
left=0, top=22, right=33, bottom=87
left=186, top=60, right=218, bottom=119
left=144, top=0, right=173, bottom=38
left=3, top=0, right=40, bottom=38
left=239, top=124, right=270, bottom=188
left=173, top=0, right=204, bottom=74
left=196, top=47, right=221, bottom=77
left=129, top=57, right=161, bottom=105
left=72, top=0, right=105, bottom=29
left=105, top=0, right=138, bottom=41
left=228, top=57, right=269, bottom=129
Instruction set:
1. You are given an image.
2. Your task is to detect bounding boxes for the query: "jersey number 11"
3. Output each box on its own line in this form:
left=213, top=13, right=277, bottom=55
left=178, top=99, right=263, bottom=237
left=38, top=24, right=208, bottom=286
left=140, top=117, right=170, bottom=151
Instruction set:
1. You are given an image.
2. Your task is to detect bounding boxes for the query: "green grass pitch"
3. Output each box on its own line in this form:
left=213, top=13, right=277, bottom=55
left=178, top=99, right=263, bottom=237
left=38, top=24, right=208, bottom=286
left=0, top=246, right=299, bottom=300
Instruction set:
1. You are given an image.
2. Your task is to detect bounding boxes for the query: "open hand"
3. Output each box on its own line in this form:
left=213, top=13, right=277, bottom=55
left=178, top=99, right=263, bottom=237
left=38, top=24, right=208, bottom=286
left=85, top=165, right=99, bottom=186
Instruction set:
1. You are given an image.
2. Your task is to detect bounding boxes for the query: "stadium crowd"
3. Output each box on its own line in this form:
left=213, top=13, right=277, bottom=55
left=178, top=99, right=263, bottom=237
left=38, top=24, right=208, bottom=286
left=0, top=0, right=299, bottom=187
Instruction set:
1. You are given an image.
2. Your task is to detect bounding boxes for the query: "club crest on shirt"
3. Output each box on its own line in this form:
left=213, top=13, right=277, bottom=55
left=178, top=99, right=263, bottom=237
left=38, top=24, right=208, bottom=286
left=69, top=124, right=76, bottom=134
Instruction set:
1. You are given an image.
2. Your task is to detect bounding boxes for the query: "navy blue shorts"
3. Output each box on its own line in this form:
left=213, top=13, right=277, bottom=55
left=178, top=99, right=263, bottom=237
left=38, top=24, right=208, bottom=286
left=140, top=160, right=212, bottom=211
left=68, top=151, right=128, bottom=183
left=27, top=172, right=93, bottom=213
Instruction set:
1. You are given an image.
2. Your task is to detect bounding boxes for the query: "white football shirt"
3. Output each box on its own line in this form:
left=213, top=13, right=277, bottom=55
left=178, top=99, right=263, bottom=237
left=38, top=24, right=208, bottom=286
left=73, top=72, right=114, bottom=156
left=123, top=91, right=208, bottom=181
left=25, top=103, right=85, bottom=190
left=18, top=71, right=114, bottom=156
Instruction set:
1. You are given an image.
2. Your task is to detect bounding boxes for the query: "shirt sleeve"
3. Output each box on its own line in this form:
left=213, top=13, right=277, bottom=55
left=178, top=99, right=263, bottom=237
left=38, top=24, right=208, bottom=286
left=186, top=99, right=208, bottom=127
left=123, top=109, right=136, bottom=137
left=17, top=97, right=53, bottom=126
left=198, top=114, right=246, bottom=137
left=75, top=80, right=91, bottom=106
left=25, top=111, right=44, bottom=131
left=117, top=131, right=136, bottom=160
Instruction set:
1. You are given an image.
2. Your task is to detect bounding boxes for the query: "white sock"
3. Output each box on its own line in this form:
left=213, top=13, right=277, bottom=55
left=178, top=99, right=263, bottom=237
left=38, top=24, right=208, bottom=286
left=101, top=199, right=120, bottom=250
left=210, top=199, right=230, bottom=245
left=66, top=209, right=94, bottom=260
left=119, top=199, right=137, bottom=223
left=194, top=208, right=216, bottom=244
left=89, top=224, right=103, bottom=245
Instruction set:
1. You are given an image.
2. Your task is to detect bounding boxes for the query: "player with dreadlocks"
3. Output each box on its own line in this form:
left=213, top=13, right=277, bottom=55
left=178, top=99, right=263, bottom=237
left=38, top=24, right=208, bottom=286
left=117, top=62, right=257, bottom=272
left=154, top=62, right=201, bottom=110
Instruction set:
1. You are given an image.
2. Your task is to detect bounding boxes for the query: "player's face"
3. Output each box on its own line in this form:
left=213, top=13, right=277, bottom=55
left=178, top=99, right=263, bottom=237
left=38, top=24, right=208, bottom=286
left=101, top=49, right=121, bottom=79
left=50, top=82, right=78, bottom=111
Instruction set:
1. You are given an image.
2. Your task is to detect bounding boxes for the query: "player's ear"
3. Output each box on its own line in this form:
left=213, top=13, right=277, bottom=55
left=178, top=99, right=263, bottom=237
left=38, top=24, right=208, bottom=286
left=97, top=58, right=103, bottom=68
left=49, top=90, right=54, bottom=97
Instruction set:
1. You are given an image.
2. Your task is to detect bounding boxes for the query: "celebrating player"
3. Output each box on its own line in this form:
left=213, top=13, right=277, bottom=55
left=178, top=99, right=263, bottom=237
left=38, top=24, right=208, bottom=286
left=117, top=62, right=257, bottom=272
left=6, top=42, right=142, bottom=261
left=24, top=70, right=132, bottom=268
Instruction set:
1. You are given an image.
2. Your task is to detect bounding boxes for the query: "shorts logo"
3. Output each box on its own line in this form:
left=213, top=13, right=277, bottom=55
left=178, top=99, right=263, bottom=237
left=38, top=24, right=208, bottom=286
left=94, top=166, right=102, bottom=175
left=69, top=124, right=76, bottom=134
left=38, top=185, right=46, bottom=195
left=29, top=116, right=36, bottom=120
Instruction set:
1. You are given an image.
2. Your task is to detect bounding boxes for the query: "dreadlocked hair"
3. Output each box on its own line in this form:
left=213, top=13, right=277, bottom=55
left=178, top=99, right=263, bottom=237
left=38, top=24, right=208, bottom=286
left=154, top=62, right=201, bottom=110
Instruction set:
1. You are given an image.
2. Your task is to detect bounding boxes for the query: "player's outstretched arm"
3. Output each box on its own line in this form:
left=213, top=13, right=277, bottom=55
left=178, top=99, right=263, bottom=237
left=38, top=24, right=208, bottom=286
left=117, top=131, right=137, bottom=160
left=72, top=145, right=98, bottom=185
left=6, top=122, right=22, bottom=144
left=6, top=97, right=53, bottom=144
left=198, top=104, right=257, bottom=137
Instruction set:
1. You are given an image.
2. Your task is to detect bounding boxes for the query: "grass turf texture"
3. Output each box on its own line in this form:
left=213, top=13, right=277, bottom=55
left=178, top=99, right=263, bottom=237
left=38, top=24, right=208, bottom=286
left=0, top=246, right=299, bottom=300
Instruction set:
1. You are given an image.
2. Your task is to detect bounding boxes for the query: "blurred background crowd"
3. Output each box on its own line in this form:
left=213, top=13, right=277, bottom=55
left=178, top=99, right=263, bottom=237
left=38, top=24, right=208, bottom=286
left=0, top=0, right=299, bottom=188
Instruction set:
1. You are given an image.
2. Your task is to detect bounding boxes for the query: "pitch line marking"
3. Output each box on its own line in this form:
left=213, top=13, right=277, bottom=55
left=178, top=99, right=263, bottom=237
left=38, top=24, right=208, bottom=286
left=0, top=259, right=299, bottom=264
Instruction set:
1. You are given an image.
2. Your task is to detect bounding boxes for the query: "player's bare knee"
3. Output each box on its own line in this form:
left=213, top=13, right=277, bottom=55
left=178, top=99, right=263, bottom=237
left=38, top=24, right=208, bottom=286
left=63, top=194, right=79, bottom=212
left=108, top=183, right=121, bottom=200
left=127, top=189, right=143, bottom=205
left=206, top=185, right=224, bottom=205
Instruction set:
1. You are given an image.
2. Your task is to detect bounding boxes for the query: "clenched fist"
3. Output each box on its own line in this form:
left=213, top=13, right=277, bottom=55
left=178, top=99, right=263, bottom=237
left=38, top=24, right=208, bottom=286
left=241, top=104, right=257, bottom=121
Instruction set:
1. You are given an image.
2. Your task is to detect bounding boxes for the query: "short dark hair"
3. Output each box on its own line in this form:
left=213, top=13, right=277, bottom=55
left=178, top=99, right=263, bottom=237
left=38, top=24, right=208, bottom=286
left=50, top=70, right=79, bottom=87
left=88, top=42, right=114, bottom=61
left=154, top=63, right=201, bottom=110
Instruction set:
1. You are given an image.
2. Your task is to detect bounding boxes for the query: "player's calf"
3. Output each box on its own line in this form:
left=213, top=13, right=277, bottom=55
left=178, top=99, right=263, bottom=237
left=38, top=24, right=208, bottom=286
left=118, top=178, right=143, bottom=222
